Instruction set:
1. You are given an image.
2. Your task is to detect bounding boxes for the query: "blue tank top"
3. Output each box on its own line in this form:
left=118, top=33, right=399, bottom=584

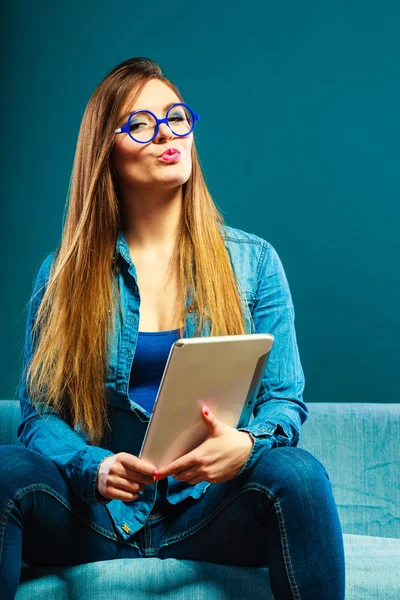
left=128, top=328, right=183, bottom=414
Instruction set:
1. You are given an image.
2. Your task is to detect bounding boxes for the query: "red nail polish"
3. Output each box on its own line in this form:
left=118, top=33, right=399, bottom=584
left=204, top=407, right=209, bottom=416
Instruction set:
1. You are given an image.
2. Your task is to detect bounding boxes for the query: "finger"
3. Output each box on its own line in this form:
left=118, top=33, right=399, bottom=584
left=156, top=452, right=200, bottom=479
left=103, top=487, right=140, bottom=502
left=172, top=468, right=199, bottom=481
left=115, top=464, right=155, bottom=486
left=109, top=475, right=146, bottom=494
left=186, top=474, right=207, bottom=485
left=118, top=453, right=156, bottom=478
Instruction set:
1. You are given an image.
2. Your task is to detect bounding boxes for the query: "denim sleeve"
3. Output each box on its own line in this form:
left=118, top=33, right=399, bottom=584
left=235, top=242, right=308, bottom=477
left=17, top=253, right=115, bottom=505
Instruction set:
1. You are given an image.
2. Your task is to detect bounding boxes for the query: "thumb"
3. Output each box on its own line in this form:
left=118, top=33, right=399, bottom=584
left=201, top=405, right=218, bottom=433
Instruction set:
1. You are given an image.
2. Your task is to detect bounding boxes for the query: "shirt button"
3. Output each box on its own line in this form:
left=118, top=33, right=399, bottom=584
left=187, top=304, right=196, bottom=313
left=131, top=317, right=135, bottom=324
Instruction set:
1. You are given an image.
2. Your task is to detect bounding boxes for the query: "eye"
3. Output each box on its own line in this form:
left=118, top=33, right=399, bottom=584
left=129, top=120, right=146, bottom=132
left=128, top=114, right=153, bottom=132
left=168, top=111, right=186, bottom=123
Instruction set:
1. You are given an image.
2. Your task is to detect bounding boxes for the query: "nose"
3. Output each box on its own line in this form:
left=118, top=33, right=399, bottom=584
left=154, top=120, right=175, bottom=144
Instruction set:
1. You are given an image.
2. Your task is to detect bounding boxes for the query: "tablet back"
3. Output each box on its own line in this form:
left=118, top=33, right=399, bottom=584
left=139, top=333, right=274, bottom=470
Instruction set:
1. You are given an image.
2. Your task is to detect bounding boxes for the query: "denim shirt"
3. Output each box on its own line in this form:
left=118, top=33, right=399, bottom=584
left=17, top=223, right=308, bottom=540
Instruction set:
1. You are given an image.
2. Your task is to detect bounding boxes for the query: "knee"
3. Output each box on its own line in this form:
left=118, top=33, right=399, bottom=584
left=0, top=445, right=57, bottom=499
left=249, top=446, right=331, bottom=495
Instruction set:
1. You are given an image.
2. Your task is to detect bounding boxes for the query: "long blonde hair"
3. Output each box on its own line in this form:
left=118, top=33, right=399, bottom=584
left=25, top=57, right=247, bottom=445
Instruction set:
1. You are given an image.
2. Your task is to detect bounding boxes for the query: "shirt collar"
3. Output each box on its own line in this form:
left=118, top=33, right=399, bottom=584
left=115, top=230, right=130, bottom=263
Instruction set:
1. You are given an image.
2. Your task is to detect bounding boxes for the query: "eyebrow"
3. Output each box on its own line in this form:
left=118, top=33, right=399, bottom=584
left=120, top=102, right=179, bottom=123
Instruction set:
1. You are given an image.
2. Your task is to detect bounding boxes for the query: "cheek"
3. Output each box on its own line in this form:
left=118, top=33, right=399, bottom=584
left=111, top=144, right=142, bottom=179
left=184, top=135, right=193, bottom=152
left=181, top=139, right=193, bottom=164
left=111, top=138, right=193, bottom=181
left=113, top=142, right=140, bottom=166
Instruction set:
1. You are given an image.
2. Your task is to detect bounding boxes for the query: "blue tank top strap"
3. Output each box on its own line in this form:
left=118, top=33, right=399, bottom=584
left=128, top=328, right=184, bottom=415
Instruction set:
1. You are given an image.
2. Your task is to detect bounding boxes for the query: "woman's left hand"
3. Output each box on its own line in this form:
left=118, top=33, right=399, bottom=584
left=154, top=406, right=254, bottom=485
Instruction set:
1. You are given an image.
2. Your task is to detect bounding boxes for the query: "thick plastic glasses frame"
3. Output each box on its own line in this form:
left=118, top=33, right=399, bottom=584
left=114, top=102, right=200, bottom=144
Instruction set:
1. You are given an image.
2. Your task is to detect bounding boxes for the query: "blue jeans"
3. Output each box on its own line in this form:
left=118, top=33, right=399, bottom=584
left=0, top=444, right=345, bottom=600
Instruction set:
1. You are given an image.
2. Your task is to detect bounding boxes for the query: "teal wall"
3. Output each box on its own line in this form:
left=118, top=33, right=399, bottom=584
left=3, top=1, right=399, bottom=404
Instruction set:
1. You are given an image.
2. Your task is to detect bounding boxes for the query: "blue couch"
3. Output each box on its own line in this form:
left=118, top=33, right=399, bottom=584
left=1, top=400, right=399, bottom=599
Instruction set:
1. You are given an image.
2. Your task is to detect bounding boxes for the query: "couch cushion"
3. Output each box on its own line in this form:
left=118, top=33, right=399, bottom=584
left=0, top=400, right=21, bottom=446
left=343, top=533, right=400, bottom=599
left=297, top=403, right=400, bottom=539
left=15, top=534, right=400, bottom=600
left=18, top=558, right=272, bottom=600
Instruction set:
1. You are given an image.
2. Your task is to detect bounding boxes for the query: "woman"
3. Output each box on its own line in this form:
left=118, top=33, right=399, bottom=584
left=1, top=57, right=345, bottom=599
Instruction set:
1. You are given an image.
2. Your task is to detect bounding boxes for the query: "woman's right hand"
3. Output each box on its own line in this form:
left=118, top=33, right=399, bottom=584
left=96, top=453, right=157, bottom=502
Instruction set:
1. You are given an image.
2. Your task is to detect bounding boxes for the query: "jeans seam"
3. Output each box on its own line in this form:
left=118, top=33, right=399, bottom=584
left=0, top=482, right=118, bottom=558
left=158, top=482, right=275, bottom=549
left=0, top=497, right=15, bottom=565
left=157, top=481, right=303, bottom=600
left=273, top=497, right=302, bottom=600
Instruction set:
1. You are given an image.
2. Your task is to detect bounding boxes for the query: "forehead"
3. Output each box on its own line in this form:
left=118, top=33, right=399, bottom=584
left=121, top=80, right=181, bottom=117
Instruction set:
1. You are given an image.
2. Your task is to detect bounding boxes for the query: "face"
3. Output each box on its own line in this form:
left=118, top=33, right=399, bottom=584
left=111, top=79, right=193, bottom=192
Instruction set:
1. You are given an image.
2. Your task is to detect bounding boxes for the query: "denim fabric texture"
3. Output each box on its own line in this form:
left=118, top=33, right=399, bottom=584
left=17, top=223, right=308, bottom=542
left=0, top=442, right=345, bottom=600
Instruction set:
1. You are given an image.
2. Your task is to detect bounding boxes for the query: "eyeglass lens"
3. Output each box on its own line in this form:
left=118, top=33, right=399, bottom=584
left=127, top=104, right=194, bottom=142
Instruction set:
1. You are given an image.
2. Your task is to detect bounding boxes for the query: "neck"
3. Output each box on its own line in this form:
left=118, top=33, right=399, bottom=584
left=121, top=186, right=183, bottom=253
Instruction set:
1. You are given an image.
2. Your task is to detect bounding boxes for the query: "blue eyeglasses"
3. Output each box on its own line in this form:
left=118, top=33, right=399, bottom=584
left=114, top=102, right=199, bottom=144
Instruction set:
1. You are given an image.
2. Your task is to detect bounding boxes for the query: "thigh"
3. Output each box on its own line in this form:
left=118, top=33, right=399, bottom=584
left=150, top=446, right=332, bottom=565
left=0, top=445, right=115, bottom=535
left=144, top=446, right=277, bottom=565
left=155, top=487, right=271, bottom=566
left=20, top=491, right=140, bottom=566
left=0, top=445, right=140, bottom=566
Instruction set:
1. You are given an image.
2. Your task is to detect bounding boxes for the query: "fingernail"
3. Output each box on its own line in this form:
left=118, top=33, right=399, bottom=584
left=204, top=406, right=209, bottom=416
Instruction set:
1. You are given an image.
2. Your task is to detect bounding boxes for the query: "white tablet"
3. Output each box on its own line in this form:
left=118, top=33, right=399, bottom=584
left=139, top=333, right=274, bottom=470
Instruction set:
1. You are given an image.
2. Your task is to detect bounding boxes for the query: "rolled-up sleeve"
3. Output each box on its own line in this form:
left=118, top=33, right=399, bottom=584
left=17, top=253, right=115, bottom=504
left=236, top=242, right=308, bottom=477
